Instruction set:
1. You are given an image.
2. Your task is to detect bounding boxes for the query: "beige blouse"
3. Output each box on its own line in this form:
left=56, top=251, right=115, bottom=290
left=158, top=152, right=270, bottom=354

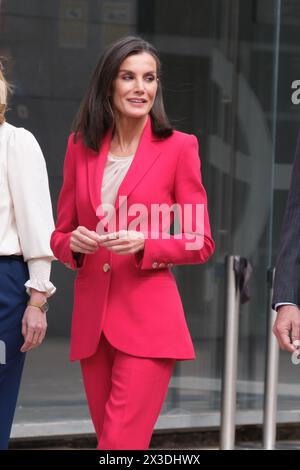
left=101, top=151, right=134, bottom=210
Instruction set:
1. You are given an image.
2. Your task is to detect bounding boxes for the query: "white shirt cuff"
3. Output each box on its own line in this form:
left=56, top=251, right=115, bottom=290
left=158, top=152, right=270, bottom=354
left=275, top=302, right=298, bottom=311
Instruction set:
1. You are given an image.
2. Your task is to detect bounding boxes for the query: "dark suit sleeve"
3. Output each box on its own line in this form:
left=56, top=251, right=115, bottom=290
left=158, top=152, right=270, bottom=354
left=273, top=131, right=300, bottom=307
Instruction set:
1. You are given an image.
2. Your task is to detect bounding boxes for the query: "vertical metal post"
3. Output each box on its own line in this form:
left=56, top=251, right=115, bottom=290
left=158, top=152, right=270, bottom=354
left=220, top=255, right=241, bottom=450
left=263, top=268, right=279, bottom=449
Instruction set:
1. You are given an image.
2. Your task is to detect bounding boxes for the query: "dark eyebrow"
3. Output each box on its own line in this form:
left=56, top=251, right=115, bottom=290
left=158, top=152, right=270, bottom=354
left=119, top=69, right=157, bottom=75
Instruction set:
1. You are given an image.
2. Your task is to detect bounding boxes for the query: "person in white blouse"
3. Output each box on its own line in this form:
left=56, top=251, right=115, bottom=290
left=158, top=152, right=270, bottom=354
left=0, top=64, right=56, bottom=449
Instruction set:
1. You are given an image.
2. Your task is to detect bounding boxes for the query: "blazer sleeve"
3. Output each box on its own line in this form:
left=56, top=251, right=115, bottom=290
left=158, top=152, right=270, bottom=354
left=273, top=131, right=300, bottom=307
left=134, top=134, right=215, bottom=270
left=50, top=135, right=84, bottom=270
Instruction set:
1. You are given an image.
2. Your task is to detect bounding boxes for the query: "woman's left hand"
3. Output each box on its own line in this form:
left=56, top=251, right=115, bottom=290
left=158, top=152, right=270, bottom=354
left=20, top=306, right=47, bottom=353
left=98, top=230, right=145, bottom=255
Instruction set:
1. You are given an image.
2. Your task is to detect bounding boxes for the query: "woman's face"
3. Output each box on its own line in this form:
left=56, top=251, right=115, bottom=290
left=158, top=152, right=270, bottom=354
left=111, top=52, right=158, bottom=120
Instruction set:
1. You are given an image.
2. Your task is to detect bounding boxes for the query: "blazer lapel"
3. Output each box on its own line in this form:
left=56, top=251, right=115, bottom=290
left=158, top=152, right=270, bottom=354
left=86, top=126, right=112, bottom=216
left=87, top=114, right=162, bottom=220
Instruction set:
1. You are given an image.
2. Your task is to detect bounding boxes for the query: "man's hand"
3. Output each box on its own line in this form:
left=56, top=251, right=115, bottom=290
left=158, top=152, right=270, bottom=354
left=273, top=305, right=300, bottom=352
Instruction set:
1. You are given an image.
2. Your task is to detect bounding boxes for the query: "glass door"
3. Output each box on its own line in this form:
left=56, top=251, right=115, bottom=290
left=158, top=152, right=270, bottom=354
left=156, top=0, right=283, bottom=427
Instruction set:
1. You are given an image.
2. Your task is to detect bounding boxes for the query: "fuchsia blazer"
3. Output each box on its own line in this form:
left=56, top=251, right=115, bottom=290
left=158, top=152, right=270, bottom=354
left=50, top=114, right=215, bottom=361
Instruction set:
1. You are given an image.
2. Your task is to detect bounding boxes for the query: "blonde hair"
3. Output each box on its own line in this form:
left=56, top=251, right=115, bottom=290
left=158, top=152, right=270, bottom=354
left=0, top=66, right=10, bottom=125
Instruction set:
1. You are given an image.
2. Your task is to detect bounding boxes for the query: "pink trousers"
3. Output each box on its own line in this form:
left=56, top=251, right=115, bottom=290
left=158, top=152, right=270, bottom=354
left=80, top=331, right=176, bottom=450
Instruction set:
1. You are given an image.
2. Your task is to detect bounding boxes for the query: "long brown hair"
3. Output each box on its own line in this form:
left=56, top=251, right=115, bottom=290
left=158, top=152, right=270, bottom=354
left=72, top=35, right=173, bottom=152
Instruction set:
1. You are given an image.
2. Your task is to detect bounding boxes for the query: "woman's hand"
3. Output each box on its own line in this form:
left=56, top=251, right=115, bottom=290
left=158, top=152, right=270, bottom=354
left=98, top=230, right=145, bottom=255
left=20, top=289, right=48, bottom=353
left=20, top=307, right=48, bottom=352
left=70, top=226, right=101, bottom=254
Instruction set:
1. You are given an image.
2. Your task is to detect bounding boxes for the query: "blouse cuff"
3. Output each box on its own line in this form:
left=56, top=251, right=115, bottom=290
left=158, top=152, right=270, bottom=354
left=25, top=257, right=56, bottom=298
left=25, top=279, right=56, bottom=297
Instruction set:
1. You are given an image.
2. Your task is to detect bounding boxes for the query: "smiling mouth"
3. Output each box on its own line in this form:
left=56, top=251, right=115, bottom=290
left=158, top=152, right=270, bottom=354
left=127, top=99, right=147, bottom=104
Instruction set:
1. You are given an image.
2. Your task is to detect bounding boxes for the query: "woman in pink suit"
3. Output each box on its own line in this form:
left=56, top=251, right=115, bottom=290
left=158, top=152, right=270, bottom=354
left=51, top=35, right=215, bottom=450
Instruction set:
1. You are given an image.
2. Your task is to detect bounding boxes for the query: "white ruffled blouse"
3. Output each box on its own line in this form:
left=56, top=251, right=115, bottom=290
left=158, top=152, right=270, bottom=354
left=0, top=121, right=56, bottom=297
